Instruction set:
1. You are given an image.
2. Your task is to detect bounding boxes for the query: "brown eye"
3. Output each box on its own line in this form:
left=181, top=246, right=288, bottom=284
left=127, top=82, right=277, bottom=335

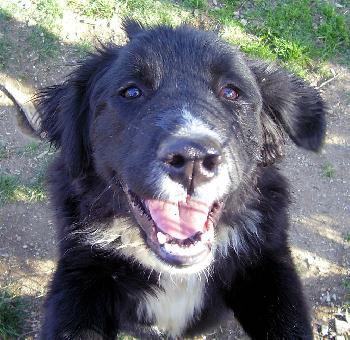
left=120, top=86, right=142, bottom=99
left=219, top=86, right=239, bottom=101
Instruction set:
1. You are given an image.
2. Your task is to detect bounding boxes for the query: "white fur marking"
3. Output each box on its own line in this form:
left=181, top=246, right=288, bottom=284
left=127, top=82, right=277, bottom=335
left=178, top=108, right=222, bottom=142
left=138, top=274, right=205, bottom=338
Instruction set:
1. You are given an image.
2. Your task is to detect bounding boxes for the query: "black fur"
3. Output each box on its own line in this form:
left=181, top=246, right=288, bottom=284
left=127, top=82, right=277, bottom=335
left=36, top=22, right=326, bottom=339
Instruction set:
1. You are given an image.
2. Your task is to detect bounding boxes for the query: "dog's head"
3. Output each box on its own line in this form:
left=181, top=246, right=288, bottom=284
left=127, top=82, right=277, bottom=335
left=37, top=21, right=325, bottom=273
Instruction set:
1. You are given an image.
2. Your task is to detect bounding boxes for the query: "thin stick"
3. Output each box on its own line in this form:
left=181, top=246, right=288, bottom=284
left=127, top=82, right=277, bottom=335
left=316, top=73, right=340, bottom=89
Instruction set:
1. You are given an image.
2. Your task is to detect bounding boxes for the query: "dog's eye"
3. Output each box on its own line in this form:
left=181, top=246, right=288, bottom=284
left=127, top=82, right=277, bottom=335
left=219, top=86, right=239, bottom=101
left=120, top=86, right=142, bottom=99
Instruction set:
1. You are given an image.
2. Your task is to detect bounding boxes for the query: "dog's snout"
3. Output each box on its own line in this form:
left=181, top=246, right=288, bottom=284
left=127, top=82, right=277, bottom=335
left=159, top=136, right=222, bottom=191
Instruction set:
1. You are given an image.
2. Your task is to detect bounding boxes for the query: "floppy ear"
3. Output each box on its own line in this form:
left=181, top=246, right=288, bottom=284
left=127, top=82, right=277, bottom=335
left=35, top=46, right=119, bottom=177
left=249, top=60, right=326, bottom=165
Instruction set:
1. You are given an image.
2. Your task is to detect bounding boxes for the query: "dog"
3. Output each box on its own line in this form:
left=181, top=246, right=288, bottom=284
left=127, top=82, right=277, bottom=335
left=36, top=20, right=326, bottom=339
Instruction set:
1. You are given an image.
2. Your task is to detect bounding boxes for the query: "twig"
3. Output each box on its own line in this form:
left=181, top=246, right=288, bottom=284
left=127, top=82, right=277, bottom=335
left=316, top=73, right=340, bottom=89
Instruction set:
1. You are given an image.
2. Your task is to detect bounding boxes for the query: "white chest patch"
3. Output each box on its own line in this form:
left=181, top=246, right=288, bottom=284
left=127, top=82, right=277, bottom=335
left=138, top=274, right=205, bottom=338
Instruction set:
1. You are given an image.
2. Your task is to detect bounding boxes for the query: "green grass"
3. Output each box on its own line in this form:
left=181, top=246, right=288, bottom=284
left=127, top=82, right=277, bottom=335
left=68, top=0, right=116, bottom=19
left=20, top=142, right=41, bottom=156
left=0, top=288, right=25, bottom=339
left=26, top=25, right=61, bottom=59
left=183, top=0, right=208, bottom=10
left=0, top=8, right=12, bottom=69
left=0, top=144, right=12, bottom=160
left=322, top=161, right=336, bottom=178
left=0, top=174, right=46, bottom=206
left=0, top=39, right=11, bottom=69
left=0, top=142, right=42, bottom=159
left=36, top=0, right=64, bottom=29
left=317, top=3, right=350, bottom=59
left=75, top=40, right=94, bottom=57
left=118, top=0, right=191, bottom=26
left=0, top=0, right=349, bottom=77
left=344, top=279, right=350, bottom=304
left=235, top=0, right=350, bottom=75
left=345, top=233, right=350, bottom=243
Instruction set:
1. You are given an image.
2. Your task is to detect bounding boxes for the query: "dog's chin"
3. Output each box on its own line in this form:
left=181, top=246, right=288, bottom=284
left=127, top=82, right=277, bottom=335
left=122, top=186, right=225, bottom=268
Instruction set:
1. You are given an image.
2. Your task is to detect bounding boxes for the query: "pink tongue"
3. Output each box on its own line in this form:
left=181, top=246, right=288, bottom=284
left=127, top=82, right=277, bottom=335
left=145, top=198, right=211, bottom=240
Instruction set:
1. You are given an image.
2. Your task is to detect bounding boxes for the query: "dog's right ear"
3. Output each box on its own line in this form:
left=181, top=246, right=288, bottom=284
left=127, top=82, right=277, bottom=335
left=35, top=47, right=119, bottom=178
left=247, top=59, right=326, bottom=165
left=122, top=19, right=145, bottom=40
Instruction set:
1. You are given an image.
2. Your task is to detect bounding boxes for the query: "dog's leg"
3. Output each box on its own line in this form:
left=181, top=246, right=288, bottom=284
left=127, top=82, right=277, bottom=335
left=225, top=249, right=312, bottom=339
left=40, top=261, right=119, bottom=340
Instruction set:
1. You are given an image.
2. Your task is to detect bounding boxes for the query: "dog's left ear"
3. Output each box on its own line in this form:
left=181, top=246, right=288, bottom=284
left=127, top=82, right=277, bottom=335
left=249, top=60, right=326, bottom=164
left=35, top=46, right=119, bottom=178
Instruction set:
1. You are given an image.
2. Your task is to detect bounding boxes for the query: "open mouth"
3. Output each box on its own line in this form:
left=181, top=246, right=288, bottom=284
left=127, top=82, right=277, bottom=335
left=123, top=188, right=224, bottom=267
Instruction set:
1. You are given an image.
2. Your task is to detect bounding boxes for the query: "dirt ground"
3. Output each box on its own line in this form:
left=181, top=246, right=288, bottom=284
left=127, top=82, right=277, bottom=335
left=0, top=24, right=349, bottom=340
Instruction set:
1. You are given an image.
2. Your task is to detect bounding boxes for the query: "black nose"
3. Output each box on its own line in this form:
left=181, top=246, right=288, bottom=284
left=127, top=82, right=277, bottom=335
left=158, top=136, right=222, bottom=193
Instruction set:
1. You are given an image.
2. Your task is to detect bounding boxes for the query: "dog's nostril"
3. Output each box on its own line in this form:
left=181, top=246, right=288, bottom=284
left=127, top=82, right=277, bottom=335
left=202, top=154, right=222, bottom=172
left=168, top=154, right=186, bottom=168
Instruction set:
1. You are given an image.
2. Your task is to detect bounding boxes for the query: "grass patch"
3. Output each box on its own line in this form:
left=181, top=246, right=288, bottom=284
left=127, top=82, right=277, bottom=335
left=117, top=0, right=192, bottom=26
left=345, top=233, right=350, bottom=243
left=0, top=174, right=46, bottom=206
left=0, top=8, right=13, bottom=69
left=235, top=0, right=350, bottom=75
left=20, top=142, right=41, bottom=156
left=183, top=0, right=208, bottom=10
left=0, top=142, right=43, bottom=159
left=1, top=0, right=349, bottom=78
left=68, top=0, right=116, bottom=19
left=75, top=40, right=94, bottom=57
left=0, top=39, right=11, bottom=69
left=322, top=161, right=336, bottom=178
left=37, top=0, right=64, bottom=20
left=26, top=25, right=61, bottom=59
left=317, top=3, right=350, bottom=59
left=0, top=288, right=25, bottom=339
left=344, top=279, right=350, bottom=304
left=0, top=144, right=12, bottom=160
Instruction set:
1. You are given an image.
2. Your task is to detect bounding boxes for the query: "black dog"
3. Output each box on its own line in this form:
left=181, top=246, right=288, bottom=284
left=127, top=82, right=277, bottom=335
left=36, top=21, right=326, bottom=339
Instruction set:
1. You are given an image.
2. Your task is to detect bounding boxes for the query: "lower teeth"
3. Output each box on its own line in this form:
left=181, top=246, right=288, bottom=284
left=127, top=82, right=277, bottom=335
left=157, top=231, right=167, bottom=245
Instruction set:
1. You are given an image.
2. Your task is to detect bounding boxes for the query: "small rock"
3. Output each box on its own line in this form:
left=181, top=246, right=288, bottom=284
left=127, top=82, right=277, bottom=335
left=240, top=19, right=248, bottom=26
left=326, top=291, right=331, bottom=303
left=213, top=0, right=217, bottom=5
left=23, top=244, right=28, bottom=249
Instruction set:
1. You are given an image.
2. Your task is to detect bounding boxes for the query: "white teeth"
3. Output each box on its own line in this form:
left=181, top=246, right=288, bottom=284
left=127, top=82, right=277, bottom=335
left=163, top=241, right=206, bottom=256
left=157, top=231, right=167, bottom=245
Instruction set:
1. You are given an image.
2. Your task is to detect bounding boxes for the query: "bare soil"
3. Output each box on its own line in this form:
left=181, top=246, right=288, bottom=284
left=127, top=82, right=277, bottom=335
left=0, top=20, right=349, bottom=340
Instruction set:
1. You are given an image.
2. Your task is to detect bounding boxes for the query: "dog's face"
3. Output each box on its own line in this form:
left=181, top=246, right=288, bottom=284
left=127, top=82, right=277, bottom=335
left=90, top=24, right=265, bottom=269
left=37, top=22, right=325, bottom=273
